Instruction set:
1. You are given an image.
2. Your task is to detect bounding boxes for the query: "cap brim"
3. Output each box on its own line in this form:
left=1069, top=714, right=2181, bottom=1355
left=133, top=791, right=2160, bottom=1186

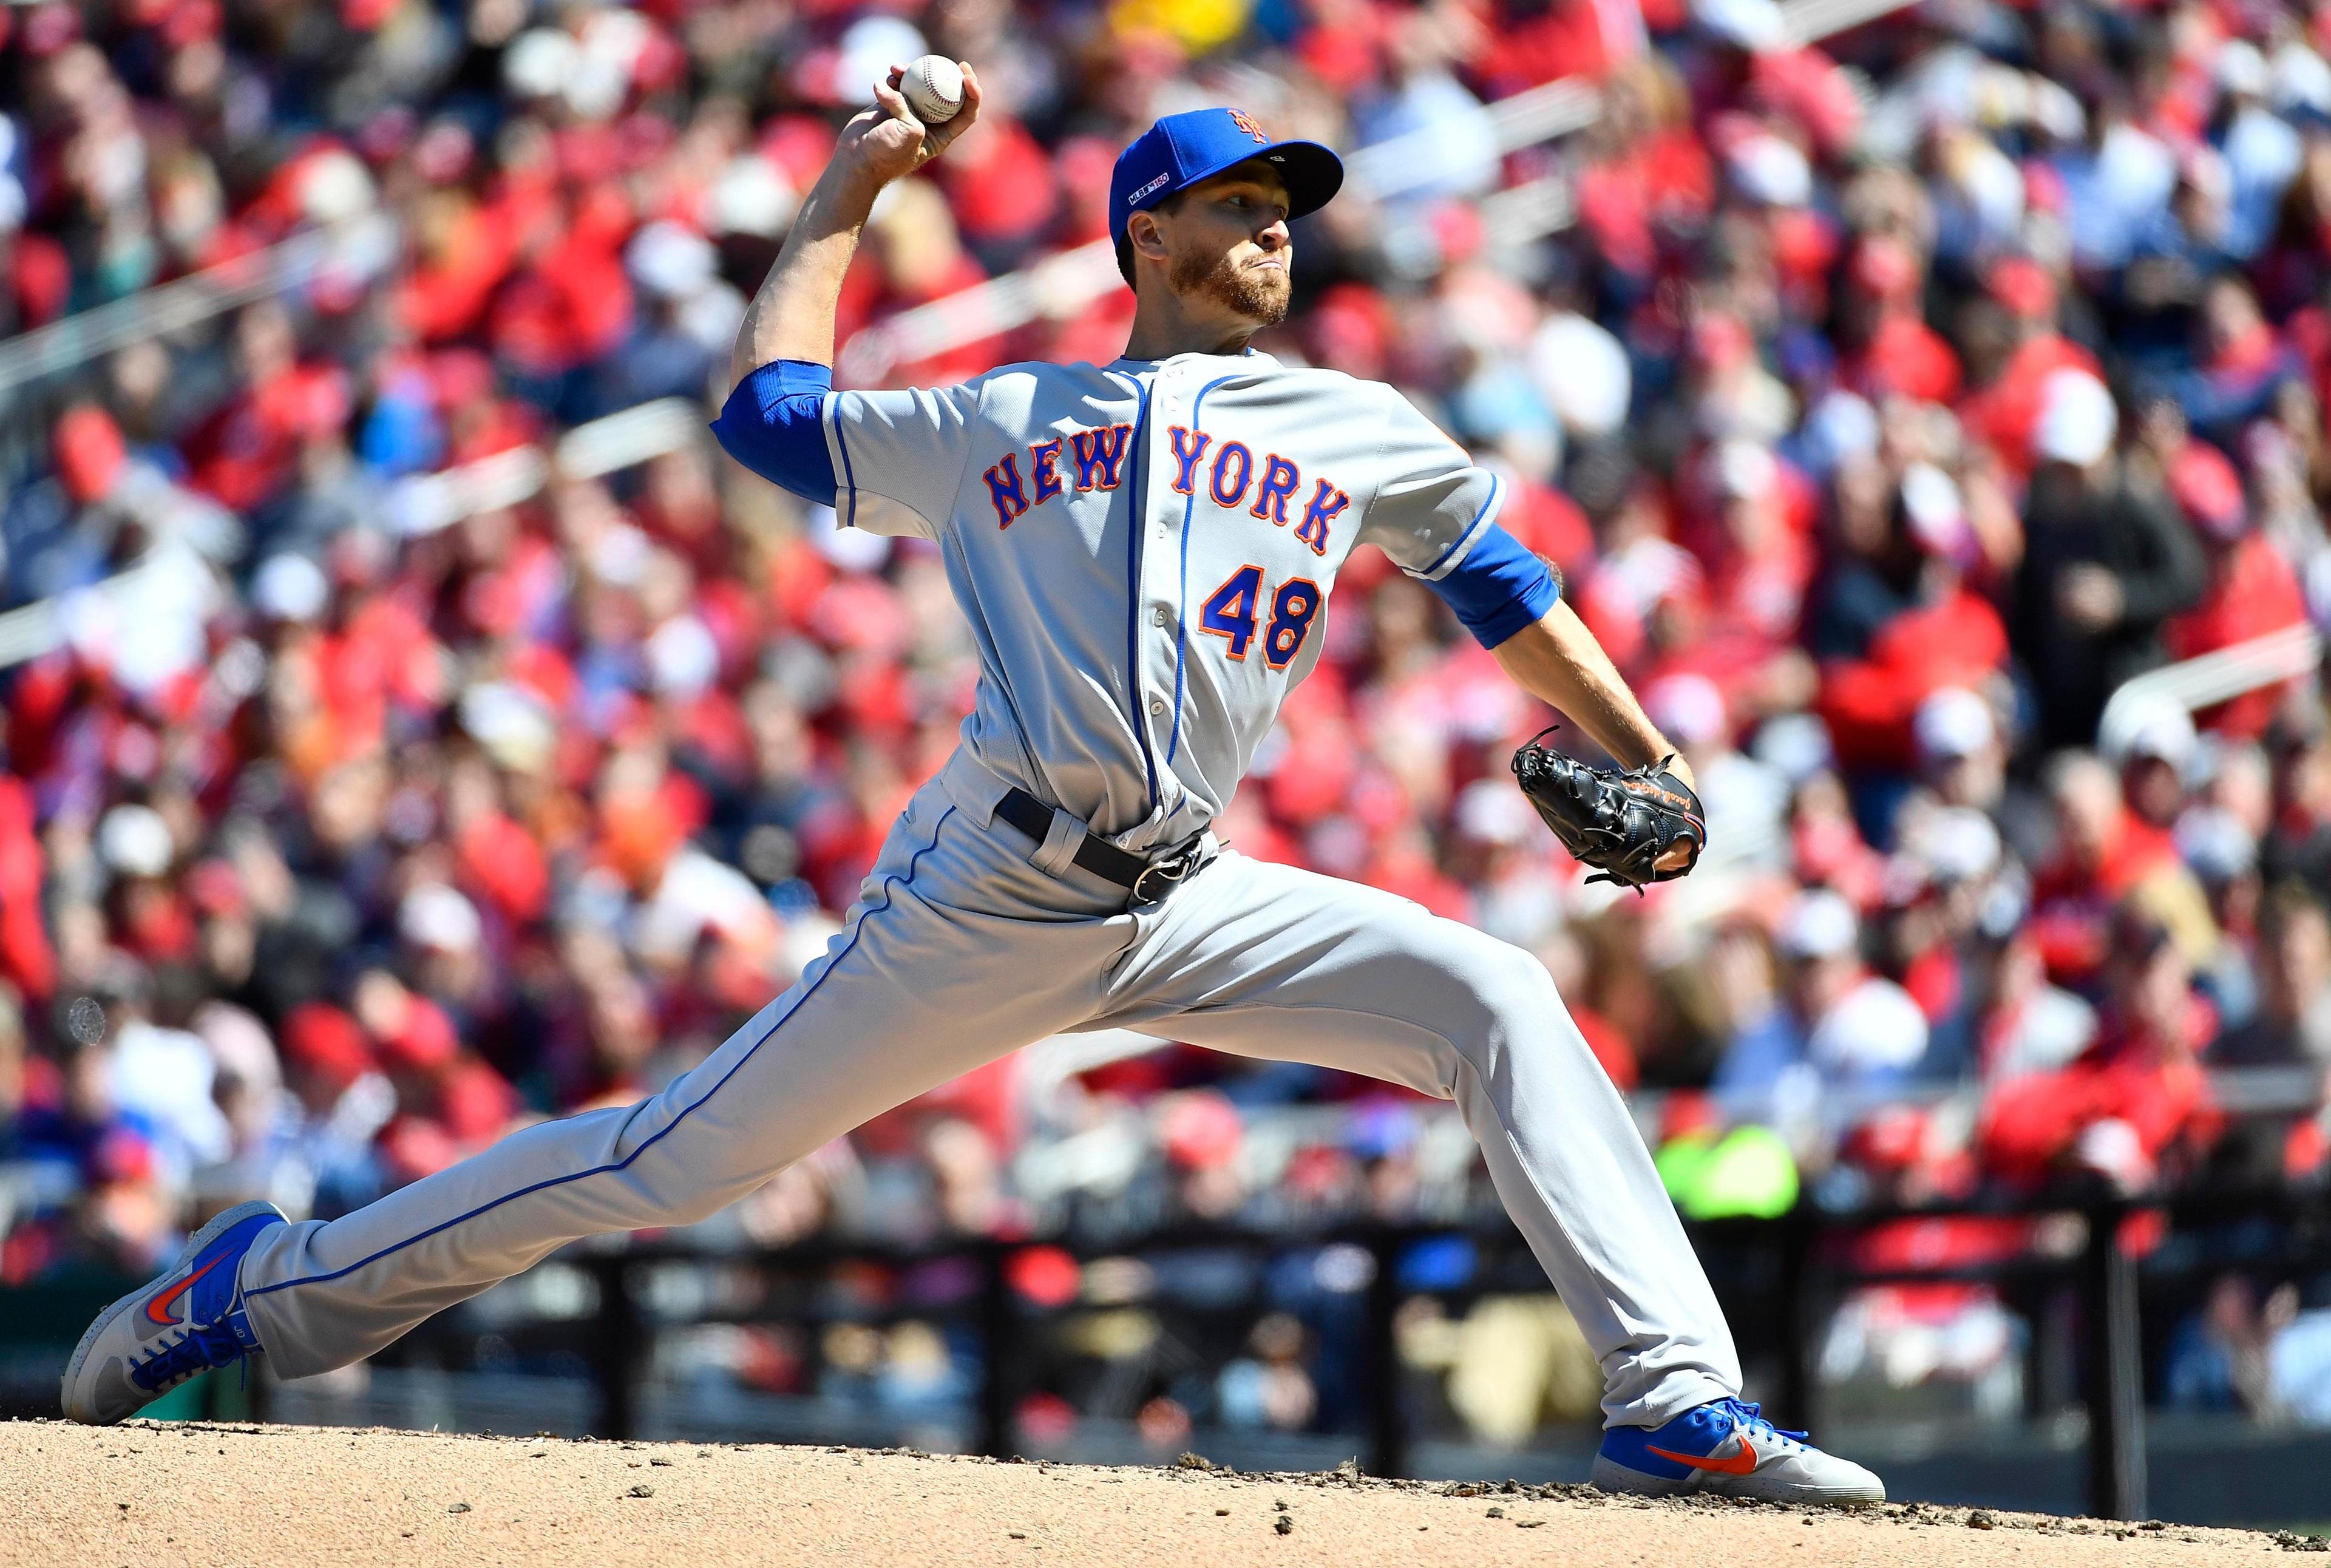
left=1175, top=139, right=1346, bottom=220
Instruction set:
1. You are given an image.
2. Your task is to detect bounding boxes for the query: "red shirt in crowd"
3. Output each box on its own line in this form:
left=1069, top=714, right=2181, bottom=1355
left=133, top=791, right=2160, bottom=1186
left=1978, top=1036, right=2221, bottom=1188
left=2025, top=816, right=2181, bottom=988
left=1818, top=588, right=2009, bottom=770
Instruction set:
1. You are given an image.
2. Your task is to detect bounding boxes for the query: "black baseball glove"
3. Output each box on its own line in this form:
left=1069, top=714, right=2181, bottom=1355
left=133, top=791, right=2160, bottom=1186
left=1510, top=727, right=1706, bottom=891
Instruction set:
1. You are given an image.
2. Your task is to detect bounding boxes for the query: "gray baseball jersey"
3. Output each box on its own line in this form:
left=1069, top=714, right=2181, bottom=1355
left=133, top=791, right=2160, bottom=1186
left=228, top=348, right=1740, bottom=1436
left=819, top=350, right=1505, bottom=852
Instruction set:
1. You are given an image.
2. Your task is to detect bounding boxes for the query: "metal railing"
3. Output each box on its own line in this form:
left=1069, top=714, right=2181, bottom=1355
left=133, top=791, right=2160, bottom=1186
left=2098, top=622, right=2323, bottom=751
left=0, top=214, right=397, bottom=398
left=0, top=394, right=705, bottom=671
left=1783, top=0, right=1921, bottom=44
left=384, top=395, right=705, bottom=537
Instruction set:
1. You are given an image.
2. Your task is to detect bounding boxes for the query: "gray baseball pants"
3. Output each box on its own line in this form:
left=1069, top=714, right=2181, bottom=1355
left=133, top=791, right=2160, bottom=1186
left=237, top=752, right=1741, bottom=1428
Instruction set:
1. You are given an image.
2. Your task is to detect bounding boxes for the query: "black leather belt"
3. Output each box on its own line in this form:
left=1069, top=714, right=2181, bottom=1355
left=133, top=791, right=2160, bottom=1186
left=995, top=786, right=1203, bottom=905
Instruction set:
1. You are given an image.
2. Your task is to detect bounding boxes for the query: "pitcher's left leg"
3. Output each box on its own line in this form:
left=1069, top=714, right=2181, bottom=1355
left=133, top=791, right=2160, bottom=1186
left=1099, top=850, right=1881, bottom=1502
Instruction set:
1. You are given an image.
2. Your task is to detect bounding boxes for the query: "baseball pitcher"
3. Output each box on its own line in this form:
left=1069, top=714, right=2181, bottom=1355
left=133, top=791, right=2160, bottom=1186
left=64, top=68, right=1883, bottom=1504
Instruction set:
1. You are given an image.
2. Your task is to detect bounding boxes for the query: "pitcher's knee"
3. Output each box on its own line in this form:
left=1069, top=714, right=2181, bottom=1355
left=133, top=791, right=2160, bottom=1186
left=1443, top=936, right=1567, bottom=1054
left=1439, top=936, right=1626, bottom=1096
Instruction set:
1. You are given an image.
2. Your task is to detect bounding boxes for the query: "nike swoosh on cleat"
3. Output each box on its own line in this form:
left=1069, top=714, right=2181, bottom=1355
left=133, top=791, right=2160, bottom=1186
left=144, top=1255, right=226, bottom=1327
left=1645, top=1433, right=1759, bottom=1475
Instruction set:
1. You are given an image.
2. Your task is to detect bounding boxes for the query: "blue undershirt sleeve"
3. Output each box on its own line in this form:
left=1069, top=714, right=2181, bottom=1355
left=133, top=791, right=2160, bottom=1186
left=709, top=359, right=837, bottom=506
left=1421, top=521, right=1561, bottom=650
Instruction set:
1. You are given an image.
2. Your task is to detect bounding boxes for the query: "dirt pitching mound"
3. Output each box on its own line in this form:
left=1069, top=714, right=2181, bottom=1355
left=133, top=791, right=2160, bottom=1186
left=1, top=1419, right=2317, bottom=1567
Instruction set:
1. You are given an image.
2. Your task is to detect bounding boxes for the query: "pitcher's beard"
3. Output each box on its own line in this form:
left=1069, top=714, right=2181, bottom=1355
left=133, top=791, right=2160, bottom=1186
left=1172, top=248, right=1291, bottom=326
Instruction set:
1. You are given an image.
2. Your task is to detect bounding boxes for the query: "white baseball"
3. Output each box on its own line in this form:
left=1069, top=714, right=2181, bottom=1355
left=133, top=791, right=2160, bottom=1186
left=900, top=55, right=965, bottom=124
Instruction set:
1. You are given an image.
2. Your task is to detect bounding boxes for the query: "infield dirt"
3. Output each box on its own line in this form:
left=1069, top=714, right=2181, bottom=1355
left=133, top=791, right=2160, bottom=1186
left=1, top=1419, right=2319, bottom=1566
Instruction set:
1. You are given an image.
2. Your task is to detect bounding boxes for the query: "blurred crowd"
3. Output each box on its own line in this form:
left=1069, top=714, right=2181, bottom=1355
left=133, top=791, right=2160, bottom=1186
left=11, top=0, right=2331, bottom=1440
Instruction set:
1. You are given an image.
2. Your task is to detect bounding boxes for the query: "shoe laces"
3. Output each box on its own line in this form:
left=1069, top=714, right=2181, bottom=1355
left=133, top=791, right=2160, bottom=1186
left=1713, top=1398, right=1808, bottom=1446
left=127, top=1319, right=251, bottom=1395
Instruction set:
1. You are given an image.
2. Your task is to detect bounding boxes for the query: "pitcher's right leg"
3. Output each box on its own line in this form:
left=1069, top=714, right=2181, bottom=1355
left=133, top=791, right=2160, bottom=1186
left=63, top=788, right=1124, bottom=1419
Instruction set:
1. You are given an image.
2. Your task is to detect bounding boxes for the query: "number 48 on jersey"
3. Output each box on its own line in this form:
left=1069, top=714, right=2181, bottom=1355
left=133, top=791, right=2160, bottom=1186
left=1199, top=565, right=1322, bottom=670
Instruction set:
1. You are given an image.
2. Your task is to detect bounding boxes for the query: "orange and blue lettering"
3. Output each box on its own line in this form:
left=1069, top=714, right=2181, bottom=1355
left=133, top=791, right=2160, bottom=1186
left=1169, top=426, right=1211, bottom=495
left=1029, top=438, right=1065, bottom=505
left=1294, top=479, right=1349, bottom=555
left=1199, top=563, right=1264, bottom=660
left=984, top=453, right=1029, bottom=529
left=1250, top=454, right=1301, bottom=525
left=1209, top=441, right=1254, bottom=508
left=1070, top=424, right=1132, bottom=490
left=1264, top=576, right=1322, bottom=669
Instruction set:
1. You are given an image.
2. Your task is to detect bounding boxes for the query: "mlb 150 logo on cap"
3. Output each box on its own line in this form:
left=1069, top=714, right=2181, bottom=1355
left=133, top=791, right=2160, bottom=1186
left=1130, top=172, right=1171, bottom=205
left=1227, top=109, right=1269, bottom=143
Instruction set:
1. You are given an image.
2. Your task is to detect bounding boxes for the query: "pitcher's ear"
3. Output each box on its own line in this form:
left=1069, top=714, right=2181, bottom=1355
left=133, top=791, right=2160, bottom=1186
left=1126, top=209, right=1171, bottom=264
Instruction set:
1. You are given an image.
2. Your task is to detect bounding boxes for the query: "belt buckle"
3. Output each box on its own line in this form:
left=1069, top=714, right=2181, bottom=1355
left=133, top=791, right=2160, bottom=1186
left=1130, top=842, right=1199, bottom=906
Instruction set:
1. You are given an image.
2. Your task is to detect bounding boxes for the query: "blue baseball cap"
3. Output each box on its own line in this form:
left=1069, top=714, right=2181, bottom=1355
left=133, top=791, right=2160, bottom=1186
left=1109, top=108, right=1344, bottom=282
